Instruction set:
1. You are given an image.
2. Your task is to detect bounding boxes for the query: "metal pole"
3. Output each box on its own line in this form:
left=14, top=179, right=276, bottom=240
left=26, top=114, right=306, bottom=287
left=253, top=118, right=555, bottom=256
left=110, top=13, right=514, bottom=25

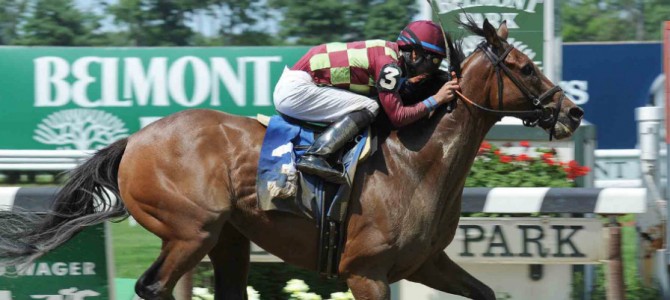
left=575, top=123, right=597, bottom=300
left=636, top=106, right=669, bottom=296
left=606, top=216, right=625, bottom=300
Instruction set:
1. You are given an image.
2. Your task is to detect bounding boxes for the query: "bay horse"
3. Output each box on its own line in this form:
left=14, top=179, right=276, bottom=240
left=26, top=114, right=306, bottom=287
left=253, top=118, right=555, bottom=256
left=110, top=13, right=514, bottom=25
left=0, top=19, right=583, bottom=300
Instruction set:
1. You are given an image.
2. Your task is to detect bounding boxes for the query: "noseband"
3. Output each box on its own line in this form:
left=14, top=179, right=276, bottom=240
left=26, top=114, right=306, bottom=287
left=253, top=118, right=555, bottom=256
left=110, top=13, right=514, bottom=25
left=456, top=42, right=565, bottom=138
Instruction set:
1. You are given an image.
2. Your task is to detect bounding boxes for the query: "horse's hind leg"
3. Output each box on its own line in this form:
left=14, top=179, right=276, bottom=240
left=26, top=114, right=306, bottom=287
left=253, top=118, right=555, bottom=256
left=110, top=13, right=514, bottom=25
left=135, top=238, right=218, bottom=299
left=208, top=223, right=251, bottom=300
left=407, top=252, right=495, bottom=300
left=129, top=194, right=229, bottom=299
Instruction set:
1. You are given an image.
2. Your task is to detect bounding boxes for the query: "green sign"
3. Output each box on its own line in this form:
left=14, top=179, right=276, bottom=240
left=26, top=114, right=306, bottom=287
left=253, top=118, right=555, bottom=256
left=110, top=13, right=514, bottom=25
left=0, top=224, right=110, bottom=299
left=0, top=46, right=309, bottom=149
left=436, top=0, right=546, bottom=67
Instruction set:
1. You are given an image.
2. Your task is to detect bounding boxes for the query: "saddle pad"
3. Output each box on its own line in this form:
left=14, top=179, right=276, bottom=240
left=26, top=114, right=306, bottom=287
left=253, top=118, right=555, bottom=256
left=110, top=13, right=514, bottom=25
left=255, top=115, right=371, bottom=220
left=256, top=115, right=315, bottom=217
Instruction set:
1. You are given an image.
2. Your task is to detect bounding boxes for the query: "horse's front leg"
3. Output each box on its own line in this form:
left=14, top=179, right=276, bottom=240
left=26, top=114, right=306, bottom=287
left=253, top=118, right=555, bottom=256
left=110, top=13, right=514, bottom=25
left=407, top=251, right=495, bottom=300
left=346, top=272, right=390, bottom=300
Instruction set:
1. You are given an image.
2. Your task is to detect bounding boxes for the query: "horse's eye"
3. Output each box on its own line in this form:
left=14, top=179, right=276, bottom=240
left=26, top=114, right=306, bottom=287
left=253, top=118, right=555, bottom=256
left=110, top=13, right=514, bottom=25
left=521, top=64, right=534, bottom=76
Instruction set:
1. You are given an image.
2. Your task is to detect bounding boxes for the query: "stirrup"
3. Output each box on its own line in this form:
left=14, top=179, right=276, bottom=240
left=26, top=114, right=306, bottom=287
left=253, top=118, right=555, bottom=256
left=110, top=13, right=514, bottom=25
left=297, top=156, right=346, bottom=184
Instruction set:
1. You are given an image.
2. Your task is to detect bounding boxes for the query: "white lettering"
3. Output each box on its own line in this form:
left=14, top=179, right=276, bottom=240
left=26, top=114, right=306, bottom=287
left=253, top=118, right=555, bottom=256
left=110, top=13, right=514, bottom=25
left=71, top=57, right=102, bottom=107
left=0, top=290, right=11, bottom=300
left=101, top=58, right=130, bottom=107
left=243, top=56, right=282, bottom=106
left=33, top=55, right=280, bottom=109
left=459, top=12, right=518, bottom=29
left=17, top=263, right=35, bottom=275
left=440, top=0, right=539, bottom=13
left=9, top=262, right=97, bottom=276
left=83, top=262, right=96, bottom=275
left=34, top=57, right=70, bottom=107
left=484, top=13, right=502, bottom=27
left=124, top=57, right=169, bottom=106
left=35, top=262, right=52, bottom=276
left=52, top=262, right=68, bottom=276
left=169, top=56, right=211, bottom=107
left=211, top=57, right=245, bottom=106
left=139, top=117, right=162, bottom=128
left=69, top=262, right=81, bottom=275
left=560, top=80, right=589, bottom=105
left=525, top=0, right=538, bottom=13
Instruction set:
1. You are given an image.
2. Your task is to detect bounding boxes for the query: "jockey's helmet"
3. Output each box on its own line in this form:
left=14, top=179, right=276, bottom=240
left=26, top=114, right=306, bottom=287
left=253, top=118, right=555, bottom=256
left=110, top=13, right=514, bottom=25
left=397, top=20, right=446, bottom=77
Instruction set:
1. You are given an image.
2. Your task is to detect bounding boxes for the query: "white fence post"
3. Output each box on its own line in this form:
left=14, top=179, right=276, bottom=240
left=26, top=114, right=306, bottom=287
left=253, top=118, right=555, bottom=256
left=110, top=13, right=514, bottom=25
left=636, top=106, right=669, bottom=295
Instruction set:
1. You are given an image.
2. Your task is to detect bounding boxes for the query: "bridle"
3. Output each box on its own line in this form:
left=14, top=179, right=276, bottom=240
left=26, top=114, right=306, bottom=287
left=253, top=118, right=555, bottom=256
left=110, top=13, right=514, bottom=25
left=455, top=42, right=565, bottom=139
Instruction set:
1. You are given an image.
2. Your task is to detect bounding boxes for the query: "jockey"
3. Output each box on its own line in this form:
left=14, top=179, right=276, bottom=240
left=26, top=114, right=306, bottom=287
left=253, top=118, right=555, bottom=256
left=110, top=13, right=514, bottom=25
left=273, top=20, right=460, bottom=183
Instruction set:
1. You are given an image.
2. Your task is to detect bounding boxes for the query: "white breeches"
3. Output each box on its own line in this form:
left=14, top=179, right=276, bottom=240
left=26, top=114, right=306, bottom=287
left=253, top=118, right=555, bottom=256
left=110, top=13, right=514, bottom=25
left=272, top=67, right=379, bottom=122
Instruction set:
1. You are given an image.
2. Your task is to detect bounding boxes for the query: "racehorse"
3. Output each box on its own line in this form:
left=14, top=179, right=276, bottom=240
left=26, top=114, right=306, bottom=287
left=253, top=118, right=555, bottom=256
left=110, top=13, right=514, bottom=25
left=0, top=18, right=583, bottom=300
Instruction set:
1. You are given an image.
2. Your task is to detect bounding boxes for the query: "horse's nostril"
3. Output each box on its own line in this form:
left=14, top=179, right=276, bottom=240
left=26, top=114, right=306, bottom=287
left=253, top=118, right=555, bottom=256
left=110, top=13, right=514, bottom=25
left=569, top=107, right=584, bottom=120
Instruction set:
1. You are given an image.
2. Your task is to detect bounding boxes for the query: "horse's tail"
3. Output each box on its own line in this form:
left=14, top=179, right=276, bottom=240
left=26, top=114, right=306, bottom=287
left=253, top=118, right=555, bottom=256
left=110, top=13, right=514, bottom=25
left=0, top=138, right=129, bottom=269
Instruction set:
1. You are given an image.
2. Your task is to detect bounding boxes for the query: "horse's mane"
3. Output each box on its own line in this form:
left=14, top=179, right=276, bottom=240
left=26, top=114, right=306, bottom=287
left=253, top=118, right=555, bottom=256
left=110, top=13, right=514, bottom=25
left=456, top=15, right=491, bottom=42
left=456, top=13, right=506, bottom=51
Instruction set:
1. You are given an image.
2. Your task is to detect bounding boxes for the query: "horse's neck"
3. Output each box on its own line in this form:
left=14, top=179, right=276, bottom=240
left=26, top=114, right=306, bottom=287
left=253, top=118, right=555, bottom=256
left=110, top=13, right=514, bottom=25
left=431, top=104, right=497, bottom=193
left=387, top=78, right=498, bottom=208
left=430, top=56, right=498, bottom=191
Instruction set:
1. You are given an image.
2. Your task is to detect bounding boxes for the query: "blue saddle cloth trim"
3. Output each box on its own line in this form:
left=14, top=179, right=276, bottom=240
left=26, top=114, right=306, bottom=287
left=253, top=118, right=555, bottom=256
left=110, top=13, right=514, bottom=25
left=257, top=115, right=313, bottom=188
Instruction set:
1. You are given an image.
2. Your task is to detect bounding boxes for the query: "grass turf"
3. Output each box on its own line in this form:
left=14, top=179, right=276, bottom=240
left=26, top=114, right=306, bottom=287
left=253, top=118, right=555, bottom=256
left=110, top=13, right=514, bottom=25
left=110, top=219, right=161, bottom=278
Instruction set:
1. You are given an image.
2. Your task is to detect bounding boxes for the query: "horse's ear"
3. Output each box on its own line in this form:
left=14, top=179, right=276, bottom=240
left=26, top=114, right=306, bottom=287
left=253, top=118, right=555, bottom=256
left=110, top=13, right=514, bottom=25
left=497, top=20, right=509, bottom=40
left=482, top=19, right=502, bottom=49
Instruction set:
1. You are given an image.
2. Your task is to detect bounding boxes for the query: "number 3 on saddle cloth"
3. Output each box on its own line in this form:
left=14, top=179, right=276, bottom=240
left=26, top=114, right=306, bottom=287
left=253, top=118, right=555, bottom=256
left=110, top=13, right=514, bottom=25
left=256, top=114, right=374, bottom=223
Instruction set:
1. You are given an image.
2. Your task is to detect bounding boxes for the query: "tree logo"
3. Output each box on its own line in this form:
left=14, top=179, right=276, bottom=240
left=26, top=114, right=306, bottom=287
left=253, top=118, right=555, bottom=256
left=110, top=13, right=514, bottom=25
left=33, top=109, right=129, bottom=150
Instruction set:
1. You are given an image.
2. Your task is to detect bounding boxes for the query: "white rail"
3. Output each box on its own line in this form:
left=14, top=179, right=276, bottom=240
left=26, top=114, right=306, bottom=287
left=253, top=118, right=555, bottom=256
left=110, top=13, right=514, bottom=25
left=0, top=150, right=94, bottom=171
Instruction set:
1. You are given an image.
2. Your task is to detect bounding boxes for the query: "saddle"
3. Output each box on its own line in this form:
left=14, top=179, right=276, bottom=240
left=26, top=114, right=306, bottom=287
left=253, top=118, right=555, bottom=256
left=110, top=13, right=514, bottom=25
left=255, top=114, right=375, bottom=278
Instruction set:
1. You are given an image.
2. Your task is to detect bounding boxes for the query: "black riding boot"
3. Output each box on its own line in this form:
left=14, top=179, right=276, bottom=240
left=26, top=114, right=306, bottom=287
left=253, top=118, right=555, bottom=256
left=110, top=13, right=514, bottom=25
left=296, top=110, right=375, bottom=184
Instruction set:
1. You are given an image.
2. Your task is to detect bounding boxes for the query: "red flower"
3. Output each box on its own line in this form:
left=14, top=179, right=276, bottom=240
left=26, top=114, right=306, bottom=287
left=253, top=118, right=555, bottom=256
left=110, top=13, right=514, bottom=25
left=564, top=160, right=591, bottom=179
left=519, top=140, right=530, bottom=147
left=478, top=141, right=492, bottom=155
left=494, top=149, right=501, bottom=156
left=540, top=152, right=554, bottom=165
left=516, top=154, right=530, bottom=161
left=500, top=155, right=513, bottom=163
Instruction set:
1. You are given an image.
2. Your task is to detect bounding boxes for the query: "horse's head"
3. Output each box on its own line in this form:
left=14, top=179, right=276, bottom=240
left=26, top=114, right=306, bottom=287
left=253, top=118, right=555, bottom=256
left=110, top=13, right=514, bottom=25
left=457, top=18, right=583, bottom=139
